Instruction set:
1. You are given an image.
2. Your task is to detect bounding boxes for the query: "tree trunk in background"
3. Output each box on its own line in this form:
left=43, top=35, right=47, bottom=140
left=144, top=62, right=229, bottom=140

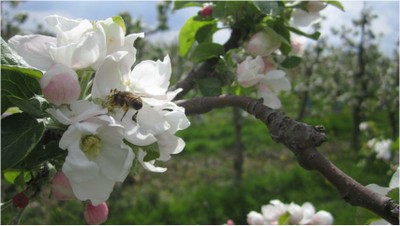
left=233, top=107, right=244, bottom=183
left=351, top=14, right=367, bottom=152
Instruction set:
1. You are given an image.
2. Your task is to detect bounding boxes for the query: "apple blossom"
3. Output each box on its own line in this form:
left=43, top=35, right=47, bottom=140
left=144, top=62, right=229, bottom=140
left=84, top=202, right=109, bottom=225
left=9, top=15, right=106, bottom=71
left=40, top=63, right=81, bottom=105
left=236, top=56, right=265, bottom=87
left=91, top=52, right=190, bottom=172
left=257, top=70, right=291, bottom=109
left=247, top=199, right=333, bottom=225
left=246, top=29, right=281, bottom=57
left=366, top=138, right=392, bottom=161
left=60, top=116, right=134, bottom=205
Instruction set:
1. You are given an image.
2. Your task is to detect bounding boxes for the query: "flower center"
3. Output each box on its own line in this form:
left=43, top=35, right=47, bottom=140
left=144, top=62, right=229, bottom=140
left=81, top=135, right=102, bottom=160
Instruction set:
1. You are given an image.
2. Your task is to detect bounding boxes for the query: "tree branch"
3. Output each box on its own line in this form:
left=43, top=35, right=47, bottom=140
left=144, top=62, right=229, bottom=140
left=176, top=95, right=399, bottom=224
left=171, top=27, right=244, bottom=100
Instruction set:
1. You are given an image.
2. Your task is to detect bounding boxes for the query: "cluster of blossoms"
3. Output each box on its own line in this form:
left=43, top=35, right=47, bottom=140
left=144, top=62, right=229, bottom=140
left=247, top=199, right=333, bottom=225
left=236, top=1, right=327, bottom=109
left=9, top=15, right=190, bottom=224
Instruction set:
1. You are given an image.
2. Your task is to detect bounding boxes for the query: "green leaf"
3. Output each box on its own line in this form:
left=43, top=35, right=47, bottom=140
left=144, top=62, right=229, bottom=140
left=387, top=187, right=399, bottom=203
left=325, top=0, right=345, bottom=12
left=287, top=26, right=321, bottom=40
left=1, top=113, right=46, bottom=170
left=1, top=65, right=42, bottom=80
left=173, top=1, right=202, bottom=11
left=190, top=43, right=224, bottom=63
left=178, top=16, right=217, bottom=57
left=281, top=56, right=303, bottom=68
left=1, top=66, right=42, bottom=114
left=253, top=1, right=281, bottom=16
left=3, top=170, right=31, bottom=185
left=196, top=78, right=222, bottom=97
left=112, top=15, right=126, bottom=33
left=142, top=143, right=160, bottom=162
left=8, top=95, right=50, bottom=118
left=195, top=24, right=218, bottom=43
left=16, top=140, right=67, bottom=170
left=213, top=1, right=226, bottom=18
left=278, top=212, right=290, bottom=225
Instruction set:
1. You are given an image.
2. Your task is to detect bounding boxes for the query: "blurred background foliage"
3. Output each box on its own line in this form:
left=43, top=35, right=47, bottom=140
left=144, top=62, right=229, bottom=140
left=1, top=0, right=398, bottom=225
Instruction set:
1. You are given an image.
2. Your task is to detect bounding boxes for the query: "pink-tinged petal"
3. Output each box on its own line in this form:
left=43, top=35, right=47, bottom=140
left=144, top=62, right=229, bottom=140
left=263, top=70, right=291, bottom=92
left=308, top=210, right=334, bottom=225
left=8, top=34, right=55, bottom=71
left=137, top=149, right=167, bottom=173
left=130, top=55, right=171, bottom=96
left=40, top=63, right=80, bottom=105
left=52, top=171, right=76, bottom=200
left=236, top=56, right=265, bottom=87
left=84, top=202, right=109, bottom=225
left=246, top=30, right=281, bottom=57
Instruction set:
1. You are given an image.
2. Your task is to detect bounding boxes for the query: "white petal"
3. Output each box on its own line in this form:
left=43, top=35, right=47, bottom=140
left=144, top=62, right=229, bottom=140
left=122, top=109, right=157, bottom=146
left=47, top=108, right=72, bottom=125
left=156, top=132, right=185, bottom=161
left=130, top=55, right=171, bottom=96
left=62, top=141, right=100, bottom=183
left=366, top=184, right=391, bottom=196
left=263, top=70, right=291, bottom=92
left=258, top=88, right=282, bottom=109
left=70, top=100, right=108, bottom=122
left=68, top=173, right=115, bottom=206
left=97, top=18, right=124, bottom=54
left=163, top=104, right=191, bottom=133
left=138, top=149, right=167, bottom=173
left=59, top=125, right=81, bottom=149
left=291, top=9, right=321, bottom=27
left=45, top=15, right=93, bottom=44
left=92, top=51, right=130, bottom=99
left=135, top=104, right=170, bottom=135
left=8, top=34, right=55, bottom=71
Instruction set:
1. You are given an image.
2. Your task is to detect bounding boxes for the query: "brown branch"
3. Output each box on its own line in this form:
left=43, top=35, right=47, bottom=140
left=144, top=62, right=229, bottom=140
left=176, top=95, right=399, bottom=224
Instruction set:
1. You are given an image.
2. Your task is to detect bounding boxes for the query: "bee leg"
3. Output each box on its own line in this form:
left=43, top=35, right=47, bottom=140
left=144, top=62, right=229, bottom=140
left=132, top=111, right=138, bottom=122
left=120, top=110, right=128, bottom=121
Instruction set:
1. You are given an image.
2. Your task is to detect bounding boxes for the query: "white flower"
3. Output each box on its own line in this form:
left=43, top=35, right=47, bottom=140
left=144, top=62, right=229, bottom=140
left=60, top=116, right=134, bottom=205
left=92, top=52, right=190, bottom=172
left=359, top=122, right=369, bottom=131
left=261, top=199, right=288, bottom=224
left=236, top=56, right=265, bottom=87
left=367, top=138, right=392, bottom=161
left=236, top=56, right=291, bottom=109
left=40, top=63, right=81, bottom=105
left=290, top=1, right=327, bottom=27
left=93, top=18, right=144, bottom=69
left=258, top=70, right=291, bottom=109
left=247, top=211, right=265, bottom=225
left=9, top=15, right=107, bottom=71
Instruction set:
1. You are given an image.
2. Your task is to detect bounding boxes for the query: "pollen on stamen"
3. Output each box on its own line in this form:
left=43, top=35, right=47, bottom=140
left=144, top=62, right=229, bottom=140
left=81, top=135, right=102, bottom=160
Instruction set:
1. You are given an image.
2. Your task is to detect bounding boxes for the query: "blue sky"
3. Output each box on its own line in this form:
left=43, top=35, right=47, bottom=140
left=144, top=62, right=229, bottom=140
left=2, top=0, right=399, bottom=55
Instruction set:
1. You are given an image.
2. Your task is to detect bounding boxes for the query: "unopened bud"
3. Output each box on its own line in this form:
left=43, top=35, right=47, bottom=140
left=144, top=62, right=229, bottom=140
left=200, top=5, right=213, bottom=17
left=52, top=171, right=76, bottom=200
left=12, top=192, right=29, bottom=208
left=40, top=63, right=80, bottom=105
left=84, top=202, right=109, bottom=225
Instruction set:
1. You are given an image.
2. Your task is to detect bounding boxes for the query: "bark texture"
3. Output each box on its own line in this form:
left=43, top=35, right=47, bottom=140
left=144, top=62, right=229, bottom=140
left=176, top=95, right=399, bottom=224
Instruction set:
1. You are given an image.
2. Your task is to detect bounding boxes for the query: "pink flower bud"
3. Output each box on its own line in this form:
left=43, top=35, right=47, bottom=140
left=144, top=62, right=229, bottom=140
left=308, top=210, right=334, bottom=225
left=84, top=202, right=109, bottom=225
left=40, top=63, right=80, bottom=105
left=246, top=30, right=281, bottom=57
left=226, top=219, right=235, bottom=225
left=200, top=5, right=213, bottom=17
left=52, top=171, right=76, bottom=200
left=12, top=192, right=29, bottom=208
left=290, top=39, right=304, bottom=56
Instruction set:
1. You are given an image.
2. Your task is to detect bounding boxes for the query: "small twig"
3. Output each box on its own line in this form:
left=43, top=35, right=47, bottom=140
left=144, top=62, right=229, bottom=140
left=176, top=95, right=399, bottom=224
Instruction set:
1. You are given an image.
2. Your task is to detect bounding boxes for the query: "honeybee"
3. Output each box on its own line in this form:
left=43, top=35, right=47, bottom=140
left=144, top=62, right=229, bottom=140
left=107, top=89, right=143, bottom=121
